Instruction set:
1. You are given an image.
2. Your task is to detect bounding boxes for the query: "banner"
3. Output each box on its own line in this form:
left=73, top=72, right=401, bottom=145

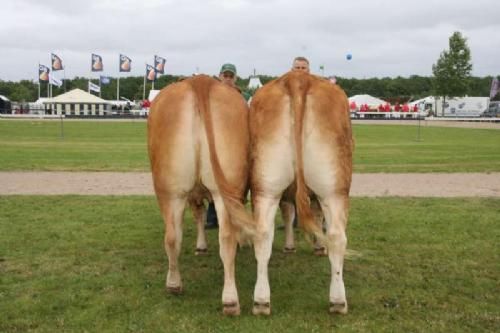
left=49, top=75, right=62, bottom=87
left=51, top=53, right=63, bottom=71
left=100, top=76, right=111, bottom=85
left=146, top=64, right=156, bottom=81
left=154, top=55, right=166, bottom=74
left=91, top=53, right=103, bottom=72
left=88, top=81, right=101, bottom=93
left=119, top=54, right=131, bottom=72
left=490, top=77, right=499, bottom=99
left=39, top=64, right=50, bottom=82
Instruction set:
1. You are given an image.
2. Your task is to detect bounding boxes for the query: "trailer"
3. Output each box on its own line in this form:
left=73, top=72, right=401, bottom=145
left=435, top=97, right=489, bottom=117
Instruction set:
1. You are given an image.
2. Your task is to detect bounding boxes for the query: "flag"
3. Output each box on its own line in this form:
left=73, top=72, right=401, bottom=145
left=319, top=65, right=324, bottom=71
left=88, top=81, right=101, bottom=93
left=490, top=77, right=499, bottom=99
left=119, top=54, right=131, bottom=72
left=100, top=76, right=111, bottom=85
left=39, top=64, right=50, bottom=82
left=49, top=75, right=62, bottom=87
left=91, top=53, right=103, bottom=72
left=51, top=53, right=63, bottom=71
left=154, top=55, right=166, bottom=74
left=146, top=64, right=156, bottom=81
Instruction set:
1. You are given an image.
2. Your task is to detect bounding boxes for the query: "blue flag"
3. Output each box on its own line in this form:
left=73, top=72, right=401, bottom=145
left=100, top=76, right=111, bottom=85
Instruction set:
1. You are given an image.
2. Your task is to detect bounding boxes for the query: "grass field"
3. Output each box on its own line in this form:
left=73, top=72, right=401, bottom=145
left=1, top=196, right=498, bottom=332
left=0, top=119, right=499, bottom=172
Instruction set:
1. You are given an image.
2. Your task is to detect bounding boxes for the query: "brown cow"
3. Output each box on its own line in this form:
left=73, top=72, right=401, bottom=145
left=148, top=74, right=254, bottom=316
left=249, top=71, right=353, bottom=315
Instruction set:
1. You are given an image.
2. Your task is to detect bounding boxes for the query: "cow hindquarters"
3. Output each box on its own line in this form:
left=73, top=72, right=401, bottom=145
left=158, top=195, right=187, bottom=294
left=320, top=194, right=349, bottom=314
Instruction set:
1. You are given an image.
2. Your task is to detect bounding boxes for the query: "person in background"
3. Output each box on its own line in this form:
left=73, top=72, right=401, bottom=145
left=292, top=56, right=310, bottom=73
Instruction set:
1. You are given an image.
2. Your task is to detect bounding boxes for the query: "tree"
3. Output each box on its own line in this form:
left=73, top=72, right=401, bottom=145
left=432, top=31, right=473, bottom=116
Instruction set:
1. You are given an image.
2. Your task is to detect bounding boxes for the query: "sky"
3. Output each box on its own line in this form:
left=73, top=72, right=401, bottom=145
left=1, top=0, right=499, bottom=82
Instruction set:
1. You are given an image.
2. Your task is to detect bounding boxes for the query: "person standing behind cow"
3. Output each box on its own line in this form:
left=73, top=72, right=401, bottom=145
left=292, top=56, right=310, bottom=73
left=205, top=63, right=249, bottom=229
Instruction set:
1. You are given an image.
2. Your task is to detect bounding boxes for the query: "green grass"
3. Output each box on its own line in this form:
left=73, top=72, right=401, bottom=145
left=1, top=196, right=498, bottom=332
left=0, top=120, right=148, bottom=171
left=352, top=124, right=500, bottom=172
left=0, top=120, right=499, bottom=172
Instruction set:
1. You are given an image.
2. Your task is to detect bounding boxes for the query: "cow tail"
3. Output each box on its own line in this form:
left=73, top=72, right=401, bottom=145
left=190, top=76, right=256, bottom=237
left=285, top=75, right=326, bottom=244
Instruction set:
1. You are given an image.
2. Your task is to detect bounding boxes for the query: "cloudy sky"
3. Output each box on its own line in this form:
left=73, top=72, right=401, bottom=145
left=1, top=0, right=499, bottom=82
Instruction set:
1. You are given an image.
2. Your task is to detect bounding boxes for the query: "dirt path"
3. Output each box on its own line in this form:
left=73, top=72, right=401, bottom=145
left=1, top=172, right=499, bottom=197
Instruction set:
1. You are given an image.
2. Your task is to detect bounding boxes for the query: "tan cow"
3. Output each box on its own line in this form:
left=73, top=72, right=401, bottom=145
left=249, top=71, right=353, bottom=315
left=148, top=75, right=254, bottom=316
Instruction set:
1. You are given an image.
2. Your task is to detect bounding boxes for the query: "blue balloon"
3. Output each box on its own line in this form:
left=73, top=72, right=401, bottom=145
left=346, top=53, right=352, bottom=60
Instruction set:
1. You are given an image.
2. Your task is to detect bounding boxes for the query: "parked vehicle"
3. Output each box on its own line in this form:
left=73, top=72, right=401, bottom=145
left=482, top=101, right=500, bottom=117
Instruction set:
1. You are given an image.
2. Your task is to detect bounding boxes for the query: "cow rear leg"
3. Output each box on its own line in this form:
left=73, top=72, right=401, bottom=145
left=322, top=195, right=349, bottom=314
left=280, top=200, right=296, bottom=253
left=252, top=196, right=279, bottom=315
left=213, top=195, right=240, bottom=316
left=189, top=199, right=208, bottom=255
left=159, top=196, right=187, bottom=295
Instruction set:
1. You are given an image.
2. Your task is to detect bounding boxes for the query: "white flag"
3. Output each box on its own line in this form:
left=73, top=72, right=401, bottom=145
left=49, top=74, right=62, bottom=87
left=88, top=81, right=101, bottom=93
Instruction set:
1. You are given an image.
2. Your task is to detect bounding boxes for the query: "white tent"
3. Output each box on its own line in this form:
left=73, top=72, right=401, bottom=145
left=348, top=94, right=387, bottom=106
left=42, top=88, right=110, bottom=116
left=46, top=88, right=109, bottom=104
left=248, top=76, right=263, bottom=89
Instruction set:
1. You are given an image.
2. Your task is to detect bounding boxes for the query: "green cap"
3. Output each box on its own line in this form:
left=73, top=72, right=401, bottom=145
left=220, top=63, right=237, bottom=75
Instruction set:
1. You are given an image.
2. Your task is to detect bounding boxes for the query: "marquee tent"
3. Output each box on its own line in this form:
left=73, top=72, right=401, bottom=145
left=43, top=89, right=111, bottom=116
left=348, top=94, right=387, bottom=107
left=248, top=76, right=263, bottom=89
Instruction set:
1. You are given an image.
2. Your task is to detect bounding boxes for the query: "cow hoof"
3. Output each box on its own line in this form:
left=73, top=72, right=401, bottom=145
left=314, top=247, right=327, bottom=257
left=195, top=248, right=208, bottom=256
left=222, top=302, right=240, bottom=316
left=283, top=247, right=296, bottom=254
left=166, top=286, right=183, bottom=295
left=252, top=302, right=271, bottom=315
left=329, top=302, right=348, bottom=314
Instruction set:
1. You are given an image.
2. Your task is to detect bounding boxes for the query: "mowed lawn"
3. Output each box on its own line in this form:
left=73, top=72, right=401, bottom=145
left=1, top=196, right=498, bottom=332
left=0, top=119, right=499, bottom=172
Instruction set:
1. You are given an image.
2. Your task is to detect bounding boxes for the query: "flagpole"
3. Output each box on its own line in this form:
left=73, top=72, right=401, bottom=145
left=99, top=78, right=102, bottom=98
left=38, top=63, right=40, bottom=100
left=117, top=77, right=120, bottom=101
left=143, top=68, right=146, bottom=101
left=63, top=67, right=66, bottom=92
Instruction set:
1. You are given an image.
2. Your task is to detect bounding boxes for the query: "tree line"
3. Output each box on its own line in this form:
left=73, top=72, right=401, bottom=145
left=0, top=74, right=495, bottom=104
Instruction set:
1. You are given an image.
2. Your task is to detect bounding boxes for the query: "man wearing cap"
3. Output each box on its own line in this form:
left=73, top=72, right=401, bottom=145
left=205, top=63, right=250, bottom=229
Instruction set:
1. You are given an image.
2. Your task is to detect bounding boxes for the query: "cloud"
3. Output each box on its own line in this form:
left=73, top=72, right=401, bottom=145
left=1, top=0, right=499, bottom=81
